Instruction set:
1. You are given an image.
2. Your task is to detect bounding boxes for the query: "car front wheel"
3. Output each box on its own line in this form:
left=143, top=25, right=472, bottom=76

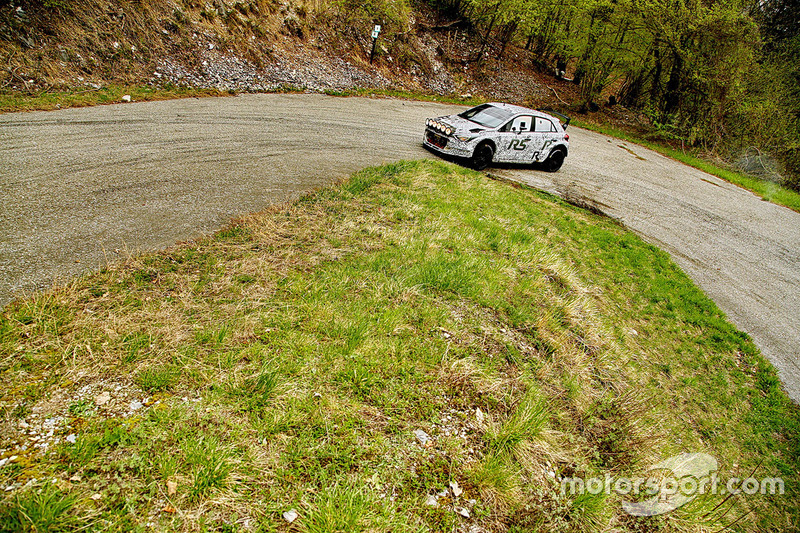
left=471, top=143, right=494, bottom=171
left=543, top=149, right=565, bottom=172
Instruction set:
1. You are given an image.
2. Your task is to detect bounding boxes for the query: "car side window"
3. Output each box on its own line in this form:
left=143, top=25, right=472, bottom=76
left=508, top=116, right=533, bottom=132
left=535, top=117, right=556, bottom=132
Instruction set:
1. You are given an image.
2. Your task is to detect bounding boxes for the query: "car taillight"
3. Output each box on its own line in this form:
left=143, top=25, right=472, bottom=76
left=564, top=133, right=570, bottom=141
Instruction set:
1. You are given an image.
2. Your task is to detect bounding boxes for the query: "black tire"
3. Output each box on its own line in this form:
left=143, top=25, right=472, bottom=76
left=543, top=149, right=565, bottom=172
left=471, top=143, right=494, bottom=170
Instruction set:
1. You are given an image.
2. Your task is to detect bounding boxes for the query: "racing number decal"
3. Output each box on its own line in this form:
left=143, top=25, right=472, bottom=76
left=507, top=138, right=532, bottom=151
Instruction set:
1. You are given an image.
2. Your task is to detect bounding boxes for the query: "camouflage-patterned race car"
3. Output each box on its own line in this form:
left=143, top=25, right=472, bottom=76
left=423, top=103, right=570, bottom=172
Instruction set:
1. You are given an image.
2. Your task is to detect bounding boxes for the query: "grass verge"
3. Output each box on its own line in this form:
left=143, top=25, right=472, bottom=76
left=0, top=160, right=798, bottom=531
left=0, top=85, right=235, bottom=113
left=323, top=87, right=484, bottom=107
left=0, top=85, right=476, bottom=115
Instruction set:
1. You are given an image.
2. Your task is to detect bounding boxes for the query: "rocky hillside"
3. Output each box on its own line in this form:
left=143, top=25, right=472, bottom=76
left=0, top=0, right=629, bottom=121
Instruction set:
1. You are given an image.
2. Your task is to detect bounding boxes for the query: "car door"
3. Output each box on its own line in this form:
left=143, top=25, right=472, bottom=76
left=496, top=115, right=535, bottom=163
left=530, top=116, right=560, bottom=162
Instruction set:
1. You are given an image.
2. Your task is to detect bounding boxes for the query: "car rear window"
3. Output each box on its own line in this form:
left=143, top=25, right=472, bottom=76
left=535, top=117, right=557, bottom=132
left=459, top=104, right=514, bottom=129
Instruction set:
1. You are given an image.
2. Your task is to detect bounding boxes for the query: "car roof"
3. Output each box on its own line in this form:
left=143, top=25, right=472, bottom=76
left=485, top=102, right=557, bottom=121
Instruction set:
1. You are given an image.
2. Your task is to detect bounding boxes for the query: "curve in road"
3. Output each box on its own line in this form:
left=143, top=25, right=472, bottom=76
left=1, top=93, right=798, bottom=401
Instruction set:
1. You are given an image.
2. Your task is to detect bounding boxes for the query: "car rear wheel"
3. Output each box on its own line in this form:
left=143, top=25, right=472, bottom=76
left=543, top=149, right=565, bottom=172
left=471, top=143, right=494, bottom=170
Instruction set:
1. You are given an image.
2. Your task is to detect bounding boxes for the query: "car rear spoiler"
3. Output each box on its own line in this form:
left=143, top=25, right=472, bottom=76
left=538, top=108, right=571, bottom=129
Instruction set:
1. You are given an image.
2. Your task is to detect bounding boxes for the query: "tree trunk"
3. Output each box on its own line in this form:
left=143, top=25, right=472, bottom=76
left=573, top=13, right=597, bottom=86
left=663, top=48, right=683, bottom=116
left=475, top=10, right=497, bottom=63
left=497, top=21, right=518, bottom=60
left=649, top=38, right=663, bottom=103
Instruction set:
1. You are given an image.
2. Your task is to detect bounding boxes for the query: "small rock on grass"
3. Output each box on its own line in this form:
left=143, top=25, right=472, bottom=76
left=413, top=429, right=433, bottom=447
left=449, top=480, right=463, bottom=497
left=121, top=95, right=132, bottom=103
left=283, top=509, right=299, bottom=523
left=424, top=494, right=439, bottom=507
left=95, top=392, right=111, bottom=406
left=454, top=506, right=470, bottom=518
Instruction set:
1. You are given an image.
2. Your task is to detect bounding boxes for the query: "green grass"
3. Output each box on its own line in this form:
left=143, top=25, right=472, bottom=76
left=135, top=364, right=180, bottom=392
left=0, top=84, right=234, bottom=113
left=324, top=87, right=484, bottom=107
left=0, top=160, right=797, bottom=531
left=0, top=483, right=88, bottom=532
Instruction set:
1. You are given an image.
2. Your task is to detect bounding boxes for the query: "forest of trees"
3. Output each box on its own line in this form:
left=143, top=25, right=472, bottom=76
left=430, top=0, right=799, bottom=189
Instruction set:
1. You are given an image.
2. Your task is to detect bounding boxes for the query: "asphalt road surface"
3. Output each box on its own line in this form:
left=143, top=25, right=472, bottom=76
left=1, top=94, right=798, bottom=402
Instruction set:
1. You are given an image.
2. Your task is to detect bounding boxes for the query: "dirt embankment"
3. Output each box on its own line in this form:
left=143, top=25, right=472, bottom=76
left=0, top=0, right=493, bottom=93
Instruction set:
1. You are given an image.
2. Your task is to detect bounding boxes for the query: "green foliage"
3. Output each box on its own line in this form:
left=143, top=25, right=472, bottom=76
left=135, top=364, right=179, bottom=392
left=0, top=484, right=83, bottom=532
left=42, top=0, right=71, bottom=9
left=183, top=436, right=234, bottom=500
left=67, top=398, right=94, bottom=417
left=439, top=0, right=800, bottom=189
left=568, top=489, right=610, bottom=530
left=756, top=0, right=800, bottom=189
left=231, top=365, right=281, bottom=410
left=485, top=389, right=548, bottom=453
left=409, top=252, right=480, bottom=297
left=328, top=0, right=411, bottom=36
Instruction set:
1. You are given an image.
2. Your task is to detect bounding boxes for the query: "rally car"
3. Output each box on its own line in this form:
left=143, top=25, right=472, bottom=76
left=423, top=103, right=570, bottom=172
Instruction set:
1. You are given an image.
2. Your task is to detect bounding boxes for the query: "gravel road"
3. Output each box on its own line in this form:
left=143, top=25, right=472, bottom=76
left=1, top=93, right=798, bottom=401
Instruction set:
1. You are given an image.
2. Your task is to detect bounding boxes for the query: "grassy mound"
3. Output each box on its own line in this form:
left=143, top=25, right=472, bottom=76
left=0, top=160, right=797, bottom=531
